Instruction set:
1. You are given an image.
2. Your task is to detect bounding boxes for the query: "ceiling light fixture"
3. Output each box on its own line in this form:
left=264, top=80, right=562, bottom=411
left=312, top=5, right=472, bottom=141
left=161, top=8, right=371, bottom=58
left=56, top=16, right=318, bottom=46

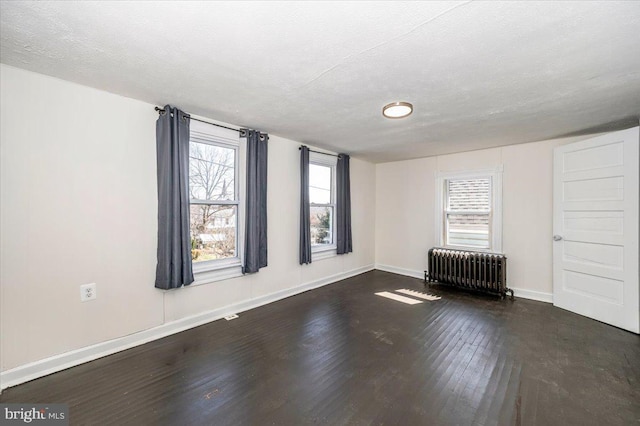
left=382, top=101, right=413, bottom=119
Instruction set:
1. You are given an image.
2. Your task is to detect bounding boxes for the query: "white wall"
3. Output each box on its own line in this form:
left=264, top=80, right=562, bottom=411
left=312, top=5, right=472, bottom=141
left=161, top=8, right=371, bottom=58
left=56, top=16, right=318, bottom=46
left=375, top=136, right=600, bottom=300
left=0, top=61, right=610, bottom=381
left=0, top=64, right=375, bottom=373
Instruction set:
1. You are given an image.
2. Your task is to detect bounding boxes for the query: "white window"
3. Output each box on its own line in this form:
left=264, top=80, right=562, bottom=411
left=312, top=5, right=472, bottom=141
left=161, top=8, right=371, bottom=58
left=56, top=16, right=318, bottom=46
left=309, top=152, right=337, bottom=256
left=435, top=167, right=503, bottom=252
left=188, top=120, right=244, bottom=282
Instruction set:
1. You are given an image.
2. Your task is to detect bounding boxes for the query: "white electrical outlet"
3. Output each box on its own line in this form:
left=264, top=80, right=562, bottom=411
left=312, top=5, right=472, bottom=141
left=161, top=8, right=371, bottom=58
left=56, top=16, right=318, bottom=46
left=80, top=283, right=97, bottom=302
left=224, top=314, right=239, bottom=321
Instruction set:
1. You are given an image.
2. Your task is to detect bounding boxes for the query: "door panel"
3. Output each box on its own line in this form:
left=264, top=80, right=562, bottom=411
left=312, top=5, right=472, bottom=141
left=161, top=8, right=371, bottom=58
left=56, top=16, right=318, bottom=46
left=563, top=176, right=624, bottom=202
left=562, top=270, right=623, bottom=305
left=563, top=211, right=623, bottom=237
left=563, top=240, right=623, bottom=270
left=553, top=127, right=639, bottom=333
left=562, top=141, right=624, bottom=172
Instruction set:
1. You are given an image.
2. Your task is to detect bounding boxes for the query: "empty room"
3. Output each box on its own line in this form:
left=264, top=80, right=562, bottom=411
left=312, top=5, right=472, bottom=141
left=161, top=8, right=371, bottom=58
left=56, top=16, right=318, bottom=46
left=1, top=1, right=639, bottom=425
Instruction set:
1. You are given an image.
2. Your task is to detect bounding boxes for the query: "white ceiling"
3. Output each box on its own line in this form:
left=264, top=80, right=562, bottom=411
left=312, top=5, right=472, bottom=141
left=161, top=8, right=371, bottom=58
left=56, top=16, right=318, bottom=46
left=1, top=1, right=639, bottom=163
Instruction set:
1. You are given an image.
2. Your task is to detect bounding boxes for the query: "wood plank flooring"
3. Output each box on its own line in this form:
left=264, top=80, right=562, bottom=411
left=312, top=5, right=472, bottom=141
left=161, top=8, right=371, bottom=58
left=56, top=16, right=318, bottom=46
left=2, top=270, right=639, bottom=425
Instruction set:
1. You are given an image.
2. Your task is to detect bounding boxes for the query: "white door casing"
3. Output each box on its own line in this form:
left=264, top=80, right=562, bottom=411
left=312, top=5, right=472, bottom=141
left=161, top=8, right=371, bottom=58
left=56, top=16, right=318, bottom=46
left=553, top=126, right=639, bottom=333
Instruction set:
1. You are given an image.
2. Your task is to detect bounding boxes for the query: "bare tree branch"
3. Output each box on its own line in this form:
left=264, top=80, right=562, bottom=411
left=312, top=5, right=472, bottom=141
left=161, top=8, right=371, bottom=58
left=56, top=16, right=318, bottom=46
left=189, top=142, right=237, bottom=260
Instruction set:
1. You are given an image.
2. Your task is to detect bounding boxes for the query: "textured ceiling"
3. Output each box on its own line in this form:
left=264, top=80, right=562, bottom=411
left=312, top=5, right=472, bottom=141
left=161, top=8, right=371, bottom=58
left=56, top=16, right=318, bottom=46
left=1, top=1, right=639, bottom=163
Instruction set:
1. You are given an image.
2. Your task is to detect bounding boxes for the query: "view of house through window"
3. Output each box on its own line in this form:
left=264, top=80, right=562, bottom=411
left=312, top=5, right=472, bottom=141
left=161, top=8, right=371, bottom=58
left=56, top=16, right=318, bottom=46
left=309, top=161, right=335, bottom=248
left=189, top=141, right=238, bottom=262
left=444, top=178, right=491, bottom=249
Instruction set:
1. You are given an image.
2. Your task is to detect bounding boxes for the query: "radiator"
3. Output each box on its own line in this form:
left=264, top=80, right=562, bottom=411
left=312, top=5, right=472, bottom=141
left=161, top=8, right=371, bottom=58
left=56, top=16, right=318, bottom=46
left=424, top=248, right=513, bottom=299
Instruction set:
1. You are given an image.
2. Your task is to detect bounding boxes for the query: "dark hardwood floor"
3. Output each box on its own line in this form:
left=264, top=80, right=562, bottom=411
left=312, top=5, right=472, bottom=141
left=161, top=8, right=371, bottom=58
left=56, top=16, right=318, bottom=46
left=2, top=270, right=639, bottom=425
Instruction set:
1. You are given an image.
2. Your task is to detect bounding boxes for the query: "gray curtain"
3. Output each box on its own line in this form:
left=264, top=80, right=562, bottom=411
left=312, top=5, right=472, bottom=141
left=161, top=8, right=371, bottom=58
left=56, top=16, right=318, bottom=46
left=155, top=105, right=194, bottom=289
left=336, top=154, right=353, bottom=255
left=242, top=129, right=269, bottom=273
left=299, top=146, right=312, bottom=264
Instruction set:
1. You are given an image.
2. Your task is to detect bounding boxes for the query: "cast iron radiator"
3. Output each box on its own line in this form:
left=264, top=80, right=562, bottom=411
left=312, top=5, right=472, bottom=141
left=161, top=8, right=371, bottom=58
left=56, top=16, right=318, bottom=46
left=424, top=248, right=513, bottom=299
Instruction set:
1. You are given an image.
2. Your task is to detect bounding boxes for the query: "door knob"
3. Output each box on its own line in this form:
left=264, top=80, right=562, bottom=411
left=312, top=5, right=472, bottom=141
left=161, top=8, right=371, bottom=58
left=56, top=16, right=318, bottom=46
left=553, top=235, right=563, bottom=241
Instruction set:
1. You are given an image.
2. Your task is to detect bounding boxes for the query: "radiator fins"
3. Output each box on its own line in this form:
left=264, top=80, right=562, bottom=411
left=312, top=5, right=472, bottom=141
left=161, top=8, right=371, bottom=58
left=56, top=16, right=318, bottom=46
left=425, top=248, right=513, bottom=299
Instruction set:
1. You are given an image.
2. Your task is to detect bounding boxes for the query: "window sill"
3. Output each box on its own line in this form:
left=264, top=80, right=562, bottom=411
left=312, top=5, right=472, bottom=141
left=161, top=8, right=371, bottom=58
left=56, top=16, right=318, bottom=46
left=312, top=246, right=337, bottom=261
left=191, top=260, right=243, bottom=286
left=441, top=245, right=503, bottom=255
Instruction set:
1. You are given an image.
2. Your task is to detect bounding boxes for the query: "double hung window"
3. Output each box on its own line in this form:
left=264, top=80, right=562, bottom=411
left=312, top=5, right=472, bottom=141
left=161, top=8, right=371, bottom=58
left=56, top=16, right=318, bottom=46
left=444, top=178, right=492, bottom=249
left=436, top=168, right=503, bottom=252
left=309, top=152, right=337, bottom=253
left=188, top=120, right=243, bottom=273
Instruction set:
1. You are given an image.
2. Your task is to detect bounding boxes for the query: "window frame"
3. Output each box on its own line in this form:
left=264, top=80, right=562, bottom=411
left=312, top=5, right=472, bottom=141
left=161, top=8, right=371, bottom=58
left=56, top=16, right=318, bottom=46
left=435, top=167, right=503, bottom=253
left=309, top=152, right=338, bottom=258
left=188, top=119, right=245, bottom=284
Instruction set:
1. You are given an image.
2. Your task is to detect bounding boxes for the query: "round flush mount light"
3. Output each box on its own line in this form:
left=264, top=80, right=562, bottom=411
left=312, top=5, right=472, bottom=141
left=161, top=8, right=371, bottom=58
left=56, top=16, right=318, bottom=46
left=382, top=101, right=413, bottom=119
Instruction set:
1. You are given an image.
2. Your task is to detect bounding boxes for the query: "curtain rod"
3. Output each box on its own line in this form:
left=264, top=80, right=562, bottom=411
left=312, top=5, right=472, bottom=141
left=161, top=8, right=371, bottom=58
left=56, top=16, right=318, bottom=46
left=299, top=146, right=341, bottom=158
left=155, top=106, right=240, bottom=133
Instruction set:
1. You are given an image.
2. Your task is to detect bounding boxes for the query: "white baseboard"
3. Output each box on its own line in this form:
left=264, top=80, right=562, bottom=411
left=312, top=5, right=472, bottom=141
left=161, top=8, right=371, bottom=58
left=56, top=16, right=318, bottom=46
left=375, top=264, right=425, bottom=280
left=1, top=264, right=374, bottom=391
left=375, top=264, right=553, bottom=304
left=509, top=287, right=553, bottom=303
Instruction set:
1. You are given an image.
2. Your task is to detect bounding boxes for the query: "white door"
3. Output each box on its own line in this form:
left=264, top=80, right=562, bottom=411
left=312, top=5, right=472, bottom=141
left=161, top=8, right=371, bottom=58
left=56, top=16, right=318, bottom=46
left=553, top=126, right=639, bottom=333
